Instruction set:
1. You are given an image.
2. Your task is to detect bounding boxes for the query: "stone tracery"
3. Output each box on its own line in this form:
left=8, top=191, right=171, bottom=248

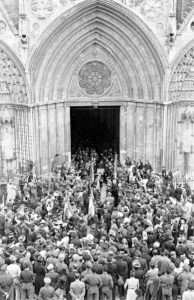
left=0, top=48, right=27, bottom=104
left=79, top=61, right=111, bottom=95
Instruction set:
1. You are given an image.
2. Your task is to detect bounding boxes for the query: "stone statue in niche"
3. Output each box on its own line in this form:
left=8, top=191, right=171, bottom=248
left=0, top=108, right=15, bottom=161
left=178, top=106, right=194, bottom=153
left=31, top=0, right=54, bottom=19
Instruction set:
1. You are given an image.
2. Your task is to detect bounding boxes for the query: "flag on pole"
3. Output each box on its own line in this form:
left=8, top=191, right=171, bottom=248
left=63, top=198, right=73, bottom=221
left=114, top=154, right=117, bottom=179
left=88, top=188, right=95, bottom=220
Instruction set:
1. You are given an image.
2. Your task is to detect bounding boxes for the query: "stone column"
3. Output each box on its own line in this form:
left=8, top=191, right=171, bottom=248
left=162, top=104, right=168, bottom=167
left=120, top=105, right=127, bottom=164
left=29, top=107, right=35, bottom=163
left=126, top=102, right=135, bottom=159
left=56, top=103, right=65, bottom=156
left=40, top=105, right=48, bottom=174
left=0, top=118, right=3, bottom=178
left=64, top=105, right=71, bottom=164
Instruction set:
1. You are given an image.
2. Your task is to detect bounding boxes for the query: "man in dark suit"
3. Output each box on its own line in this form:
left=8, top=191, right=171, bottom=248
left=116, top=250, right=128, bottom=300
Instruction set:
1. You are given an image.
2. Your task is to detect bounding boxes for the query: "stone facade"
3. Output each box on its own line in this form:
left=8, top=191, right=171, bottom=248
left=1, top=0, right=194, bottom=180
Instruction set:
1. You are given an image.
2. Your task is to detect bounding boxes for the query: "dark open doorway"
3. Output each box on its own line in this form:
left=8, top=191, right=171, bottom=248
left=70, top=106, right=120, bottom=154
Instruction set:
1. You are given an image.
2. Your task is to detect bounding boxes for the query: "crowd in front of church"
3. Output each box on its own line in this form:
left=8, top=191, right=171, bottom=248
left=0, top=147, right=194, bottom=300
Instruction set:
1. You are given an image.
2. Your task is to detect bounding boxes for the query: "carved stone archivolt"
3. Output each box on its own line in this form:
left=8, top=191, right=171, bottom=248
left=169, top=47, right=194, bottom=102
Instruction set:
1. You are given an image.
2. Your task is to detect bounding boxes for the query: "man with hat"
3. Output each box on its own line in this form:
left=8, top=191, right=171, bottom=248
left=55, top=253, right=69, bottom=279
left=46, top=264, right=59, bottom=288
left=132, top=260, right=145, bottom=294
left=39, top=277, right=55, bottom=300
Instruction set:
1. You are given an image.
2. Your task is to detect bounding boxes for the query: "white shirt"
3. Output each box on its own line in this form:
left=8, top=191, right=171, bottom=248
left=7, top=263, right=21, bottom=278
left=182, top=290, right=194, bottom=300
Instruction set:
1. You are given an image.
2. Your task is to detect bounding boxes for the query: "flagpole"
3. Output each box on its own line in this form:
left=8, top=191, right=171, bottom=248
left=114, top=153, right=117, bottom=179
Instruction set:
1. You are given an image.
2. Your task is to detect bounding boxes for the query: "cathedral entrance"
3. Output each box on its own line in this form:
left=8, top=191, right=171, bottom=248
left=70, top=106, right=120, bottom=154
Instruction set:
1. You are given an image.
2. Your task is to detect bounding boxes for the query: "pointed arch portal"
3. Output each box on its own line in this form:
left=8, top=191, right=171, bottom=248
left=0, top=41, right=32, bottom=179
left=28, top=0, right=167, bottom=174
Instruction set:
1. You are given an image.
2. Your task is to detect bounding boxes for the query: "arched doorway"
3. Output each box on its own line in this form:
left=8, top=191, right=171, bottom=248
left=0, top=43, right=31, bottom=180
left=168, top=44, right=194, bottom=183
left=28, top=0, right=166, bottom=174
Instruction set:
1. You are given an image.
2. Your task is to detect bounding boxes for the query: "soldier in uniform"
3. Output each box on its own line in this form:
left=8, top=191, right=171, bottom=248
left=100, top=265, right=113, bottom=300
left=82, top=266, right=102, bottom=300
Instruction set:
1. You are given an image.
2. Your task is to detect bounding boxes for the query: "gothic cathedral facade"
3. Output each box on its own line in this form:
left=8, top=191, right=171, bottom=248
left=0, top=0, right=194, bottom=182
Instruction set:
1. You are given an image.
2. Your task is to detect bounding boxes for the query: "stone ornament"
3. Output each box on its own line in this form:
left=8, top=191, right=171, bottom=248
left=169, top=48, right=194, bottom=102
left=79, top=61, right=111, bottom=95
left=31, top=0, right=54, bottom=19
left=59, top=0, right=79, bottom=5
left=31, top=23, right=40, bottom=39
left=0, top=21, right=6, bottom=35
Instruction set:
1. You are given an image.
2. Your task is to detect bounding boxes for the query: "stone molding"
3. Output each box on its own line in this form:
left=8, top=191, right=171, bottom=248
left=27, top=0, right=168, bottom=72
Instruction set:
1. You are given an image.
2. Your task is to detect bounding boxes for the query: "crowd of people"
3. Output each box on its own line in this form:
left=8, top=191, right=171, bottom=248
left=0, top=147, right=194, bottom=300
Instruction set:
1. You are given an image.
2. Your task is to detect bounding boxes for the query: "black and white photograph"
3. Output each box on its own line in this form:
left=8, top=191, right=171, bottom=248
left=0, top=0, right=194, bottom=300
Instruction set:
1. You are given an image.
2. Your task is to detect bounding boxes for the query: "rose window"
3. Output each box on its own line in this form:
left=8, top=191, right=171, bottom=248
left=79, top=61, right=111, bottom=95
